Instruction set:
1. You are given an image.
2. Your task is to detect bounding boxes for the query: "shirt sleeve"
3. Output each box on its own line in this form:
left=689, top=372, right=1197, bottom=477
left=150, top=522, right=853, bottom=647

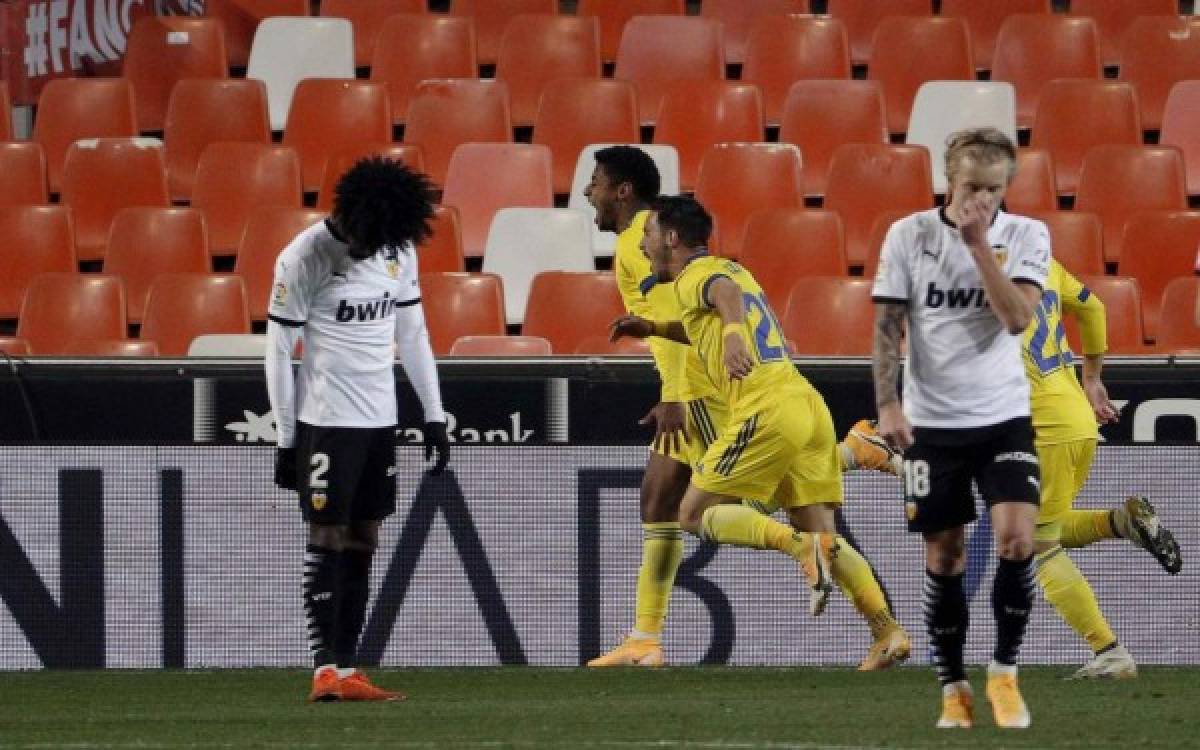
left=396, top=243, right=421, bottom=306
left=266, top=247, right=311, bottom=327
left=1060, top=264, right=1107, bottom=355
left=871, top=220, right=912, bottom=303
left=615, top=247, right=654, bottom=318
left=1011, top=220, right=1051, bottom=290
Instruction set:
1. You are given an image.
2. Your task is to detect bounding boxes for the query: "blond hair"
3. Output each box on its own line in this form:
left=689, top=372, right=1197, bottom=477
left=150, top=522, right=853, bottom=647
left=944, top=127, right=1017, bottom=185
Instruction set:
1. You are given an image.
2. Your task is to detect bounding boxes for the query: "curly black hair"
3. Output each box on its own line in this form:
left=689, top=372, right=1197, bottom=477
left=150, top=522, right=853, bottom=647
left=333, top=156, right=436, bottom=259
left=653, top=195, right=712, bottom=248
left=594, top=146, right=661, bottom=203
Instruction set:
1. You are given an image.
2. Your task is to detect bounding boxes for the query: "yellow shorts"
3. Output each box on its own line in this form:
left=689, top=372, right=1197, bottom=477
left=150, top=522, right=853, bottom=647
left=651, top=396, right=728, bottom=468
left=691, top=387, right=843, bottom=508
left=1034, top=438, right=1097, bottom=542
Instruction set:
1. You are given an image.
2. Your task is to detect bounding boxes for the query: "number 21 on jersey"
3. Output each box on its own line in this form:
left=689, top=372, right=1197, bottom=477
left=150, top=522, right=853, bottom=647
left=742, top=291, right=786, bottom=363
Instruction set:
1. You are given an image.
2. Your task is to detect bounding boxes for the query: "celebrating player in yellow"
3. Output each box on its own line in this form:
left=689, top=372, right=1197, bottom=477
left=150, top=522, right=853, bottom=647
left=1025, top=258, right=1183, bottom=679
left=610, top=195, right=909, bottom=668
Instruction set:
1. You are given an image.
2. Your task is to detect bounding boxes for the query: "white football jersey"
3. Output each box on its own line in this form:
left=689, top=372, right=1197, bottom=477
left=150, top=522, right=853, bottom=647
left=872, top=208, right=1050, bottom=429
left=268, top=220, right=421, bottom=428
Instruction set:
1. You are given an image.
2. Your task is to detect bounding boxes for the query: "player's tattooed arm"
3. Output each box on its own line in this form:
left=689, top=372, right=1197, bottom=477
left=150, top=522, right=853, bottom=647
left=872, top=302, right=906, bottom=409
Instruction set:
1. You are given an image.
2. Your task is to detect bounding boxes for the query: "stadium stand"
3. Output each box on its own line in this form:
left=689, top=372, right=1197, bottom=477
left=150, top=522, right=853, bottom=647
left=0, top=142, right=49, bottom=207
left=1027, top=210, right=1106, bottom=277
left=202, top=0, right=308, bottom=69
left=450, top=335, right=554, bottom=356
left=613, top=15, right=724, bottom=126
left=442, top=144, right=554, bottom=260
left=906, top=81, right=1018, bottom=195
left=1117, top=210, right=1200, bottom=342
left=576, top=0, right=685, bottom=65
left=1156, top=278, right=1200, bottom=353
left=1030, top=80, right=1142, bottom=196
left=186, top=334, right=267, bottom=357
left=234, top=207, right=326, bottom=322
left=0, top=337, right=31, bottom=356
left=941, top=0, right=1051, bottom=73
left=991, top=15, right=1102, bottom=129
left=72, top=339, right=160, bottom=357
left=1069, top=0, right=1179, bottom=69
left=0, top=81, right=10, bottom=141
left=521, top=271, right=625, bottom=354
left=316, top=144, right=425, bottom=211
left=450, top=0, right=559, bottom=68
left=245, top=16, right=354, bottom=131
left=418, top=272, right=507, bottom=355
left=826, top=0, right=931, bottom=68
left=741, top=15, right=851, bottom=128
left=495, top=15, right=602, bottom=128
left=1070, top=275, right=1148, bottom=353
left=781, top=277, right=875, bottom=356
left=281, top=79, right=392, bottom=193
left=1160, top=81, right=1200, bottom=197
left=370, top=15, right=478, bottom=127
left=533, top=78, right=640, bottom=195
left=861, top=209, right=911, bottom=279
left=778, top=79, right=887, bottom=199
left=404, top=79, right=513, bottom=187
left=191, top=143, right=303, bottom=258
left=868, top=16, right=975, bottom=136
left=693, top=143, right=804, bottom=261
left=140, top=273, right=251, bottom=357
left=418, top=206, right=467, bottom=274
left=0, top=206, right=76, bottom=320
left=652, top=80, right=764, bottom=191
left=32, top=78, right=137, bottom=194
left=739, top=209, right=849, bottom=306
left=1118, top=16, right=1200, bottom=133
left=319, top=0, right=428, bottom=68
left=103, top=208, right=210, bottom=324
left=699, top=0, right=807, bottom=66
left=16, top=273, right=127, bottom=355
left=122, top=16, right=227, bottom=133
left=1006, top=148, right=1058, bottom=214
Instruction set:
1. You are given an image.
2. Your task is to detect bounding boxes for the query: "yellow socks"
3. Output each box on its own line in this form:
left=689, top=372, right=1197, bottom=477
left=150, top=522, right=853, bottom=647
left=1035, top=546, right=1116, bottom=653
left=831, top=538, right=897, bottom=638
left=633, top=522, right=684, bottom=637
left=1060, top=510, right=1117, bottom=548
left=699, top=504, right=810, bottom=559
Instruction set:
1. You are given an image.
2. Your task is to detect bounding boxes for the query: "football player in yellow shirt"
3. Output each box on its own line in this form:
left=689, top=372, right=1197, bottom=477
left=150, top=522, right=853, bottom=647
left=609, top=194, right=909, bottom=668
left=1025, top=258, right=1182, bottom=679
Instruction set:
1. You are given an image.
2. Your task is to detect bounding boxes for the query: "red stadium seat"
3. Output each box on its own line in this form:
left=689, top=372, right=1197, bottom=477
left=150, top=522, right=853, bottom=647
left=0, top=336, right=31, bottom=356
left=1156, top=278, right=1200, bottom=353
left=0, top=81, right=10, bottom=141
left=140, top=273, right=251, bottom=357
left=613, top=15, right=724, bottom=126
left=826, top=0, right=931, bottom=67
left=1005, top=148, right=1057, bottom=215
left=403, top=79, right=513, bottom=187
left=418, top=206, right=467, bottom=274
left=495, top=15, right=602, bottom=128
left=1025, top=211, right=1105, bottom=278
left=573, top=334, right=650, bottom=355
left=868, top=16, right=975, bottom=136
left=320, top=0, right=427, bottom=67
left=694, top=143, right=804, bottom=261
left=1069, top=275, right=1148, bottom=353
left=419, top=272, right=507, bottom=355
left=861, top=209, right=911, bottom=280
left=103, top=208, right=211, bottom=324
left=739, top=209, right=848, bottom=307
left=0, top=142, right=48, bottom=207
left=1030, top=80, right=1141, bottom=196
left=441, top=143, right=554, bottom=258
left=450, top=335, right=553, bottom=356
left=32, top=78, right=137, bottom=194
left=1161, top=81, right=1200, bottom=198
left=163, top=79, right=271, bottom=201
left=778, top=80, right=887, bottom=199
left=450, top=0, right=558, bottom=67
left=532, top=78, right=640, bottom=195
left=992, top=15, right=1102, bottom=129
left=203, top=0, right=308, bottom=68
left=282, top=79, right=392, bottom=193
left=1117, top=211, right=1200, bottom=342
left=192, top=142, right=303, bottom=258
left=699, top=0, right=807, bottom=66
left=781, top=277, right=875, bottom=356
left=742, top=15, right=851, bottom=128
left=371, top=15, right=477, bottom=127
left=1069, top=0, right=1179, bottom=69
left=521, top=271, right=625, bottom=354
left=122, top=16, right=228, bottom=132
left=316, top=143, right=425, bottom=212
left=70, top=339, right=160, bottom=357
left=941, top=0, right=1051, bottom=72
left=576, top=0, right=684, bottom=65
left=652, top=81, right=764, bottom=191
left=1118, top=16, right=1200, bottom=132
left=0, top=206, right=76, bottom=319
left=234, top=207, right=326, bottom=321
left=17, top=273, right=127, bottom=355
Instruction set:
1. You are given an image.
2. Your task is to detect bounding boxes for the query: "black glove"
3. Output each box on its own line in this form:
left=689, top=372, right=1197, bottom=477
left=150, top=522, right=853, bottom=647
left=423, top=421, right=450, bottom=475
left=274, top=447, right=298, bottom=491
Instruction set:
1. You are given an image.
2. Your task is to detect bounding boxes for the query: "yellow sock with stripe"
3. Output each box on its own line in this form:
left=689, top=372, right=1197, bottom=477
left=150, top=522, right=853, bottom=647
left=699, top=504, right=811, bottom=559
left=1035, top=546, right=1116, bottom=653
left=1060, top=509, right=1118, bottom=548
left=633, top=522, right=684, bottom=637
left=831, top=539, right=897, bottom=638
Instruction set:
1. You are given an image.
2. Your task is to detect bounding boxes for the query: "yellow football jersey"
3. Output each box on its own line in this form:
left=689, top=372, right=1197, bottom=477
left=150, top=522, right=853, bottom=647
left=615, top=211, right=716, bottom=402
left=672, top=254, right=811, bottom=410
left=1023, top=259, right=1107, bottom=444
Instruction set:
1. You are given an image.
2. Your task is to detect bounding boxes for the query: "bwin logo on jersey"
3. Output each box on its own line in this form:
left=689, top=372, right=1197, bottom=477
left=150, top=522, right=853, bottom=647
left=924, top=282, right=989, bottom=309
left=336, top=292, right=399, bottom=322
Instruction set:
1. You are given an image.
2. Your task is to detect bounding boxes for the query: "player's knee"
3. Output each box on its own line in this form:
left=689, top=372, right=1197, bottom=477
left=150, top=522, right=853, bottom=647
left=308, top=523, right=348, bottom=550
left=346, top=522, right=380, bottom=553
left=995, top=531, right=1034, bottom=561
left=925, top=536, right=966, bottom=574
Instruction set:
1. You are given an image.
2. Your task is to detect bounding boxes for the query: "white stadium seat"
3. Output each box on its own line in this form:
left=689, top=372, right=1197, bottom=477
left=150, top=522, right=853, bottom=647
left=905, top=81, right=1017, bottom=195
left=246, top=17, right=355, bottom=131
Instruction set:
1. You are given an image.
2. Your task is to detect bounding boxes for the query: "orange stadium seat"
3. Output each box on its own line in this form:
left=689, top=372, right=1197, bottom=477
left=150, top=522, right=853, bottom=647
left=1005, top=148, right=1057, bottom=215
left=824, top=143, right=932, bottom=268
left=941, top=0, right=1051, bottom=73
left=320, top=0, right=427, bottom=68
left=450, top=0, right=558, bottom=67
left=1070, top=275, right=1147, bottom=353
left=1074, top=145, right=1186, bottom=265
left=992, top=15, right=1102, bottom=129
left=418, top=206, right=467, bottom=274
left=102, top=208, right=211, bottom=324
left=781, top=277, right=875, bottom=356
left=694, top=144, right=803, bottom=261
left=17, top=273, right=127, bottom=355
left=0, top=206, right=76, bottom=319
left=1117, top=211, right=1200, bottom=342
left=404, top=79, right=513, bottom=187
left=32, top=78, right=137, bottom=194
left=282, top=79, right=392, bottom=193
left=450, top=335, right=553, bottom=356
left=576, top=0, right=684, bottom=65
left=441, top=143, right=554, bottom=258
left=700, top=0, right=807, bottom=66
left=0, top=337, right=31, bottom=356
left=1026, top=211, right=1105, bottom=277
left=573, top=335, right=650, bottom=355
left=234, top=207, right=325, bottom=321
left=496, top=15, right=602, bottom=128
left=122, top=16, right=228, bottom=132
left=163, top=79, right=271, bottom=202
left=60, top=138, right=170, bottom=263
left=1156, top=278, right=1200, bottom=353
left=1069, top=0, right=1179, bottom=69
left=140, top=273, right=251, bottom=357
left=742, top=15, right=851, bottom=128
left=1118, top=16, right=1200, bottom=132
left=316, top=144, right=425, bottom=211
left=203, top=0, right=309, bottom=69
left=613, top=15, right=724, bottom=126
left=418, top=272, right=507, bottom=355
left=1160, top=81, right=1200, bottom=197
left=532, top=78, right=640, bottom=195
left=192, top=142, right=303, bottom=258
left=739, top=209, right=848, bottom=307
left=778, top=79, right=887, bottom=199
left=70, top=339, right=160, bottom=357
left=0, top=142, right=48, bottom=206
left=825, top=0, right=931, bottom=67
left=869, top=16, right=974, bottom=136
left=522, top=271, right=625, bottom=354
left=371, top=15, right=477, bottom=127
left=861, top=209, right=911, bottom=279
left=653, top=81, right=764, bottom=191
left=1030, top=80, right=1141, bottom=196
left=0, top=82, right=10, bottom=141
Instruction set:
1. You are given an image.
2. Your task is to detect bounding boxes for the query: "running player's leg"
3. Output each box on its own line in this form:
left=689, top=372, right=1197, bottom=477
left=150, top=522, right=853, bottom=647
left=1061, top=500, right=1183, bottom=575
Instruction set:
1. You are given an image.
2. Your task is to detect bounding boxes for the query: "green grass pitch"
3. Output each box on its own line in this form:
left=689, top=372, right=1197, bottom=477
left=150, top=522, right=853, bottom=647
left=2, top=666, right=1198, bottom=749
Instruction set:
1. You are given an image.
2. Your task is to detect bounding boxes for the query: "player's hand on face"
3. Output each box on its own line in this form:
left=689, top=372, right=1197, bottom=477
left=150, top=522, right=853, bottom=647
left=723, top=331, right=755, bottom=380
left=876, top=402, right=914, bottom=452
left=274, top=446, right=299, bottom=491
left=1084, top=378, right=1119, bottom=425
left=959, top=195, right=991, bottom=249
left=640, top=401, right=688, bottom=455
left=609, top=315, right=654, bottom=341
left=423, top=421, right=450, bottom=474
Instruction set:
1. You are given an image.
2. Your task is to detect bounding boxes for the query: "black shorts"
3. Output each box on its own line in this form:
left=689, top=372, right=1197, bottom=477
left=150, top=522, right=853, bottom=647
left=295, top=422, right=397, bottom=525
left=902, top=416, right=1040, bottom=534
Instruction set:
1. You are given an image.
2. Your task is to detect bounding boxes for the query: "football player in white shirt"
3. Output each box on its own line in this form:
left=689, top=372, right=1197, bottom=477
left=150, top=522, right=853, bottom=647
left=265, top=157, right=450, bottom=703
left=872, top=129, right=1049, bottom=730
